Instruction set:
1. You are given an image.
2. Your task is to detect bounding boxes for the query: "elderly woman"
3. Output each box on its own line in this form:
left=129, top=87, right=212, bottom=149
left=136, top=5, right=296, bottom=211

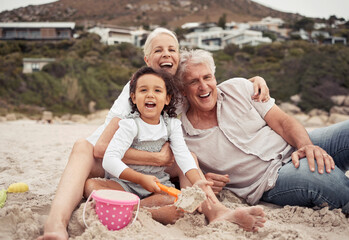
left=39, top=28, right=269, bottom=239
left=178, top=49, right=349, bottom=214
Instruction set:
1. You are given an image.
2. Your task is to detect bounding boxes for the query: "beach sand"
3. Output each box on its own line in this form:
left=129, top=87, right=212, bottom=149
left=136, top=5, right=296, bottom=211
left=0, top=120, right=348, bottom=240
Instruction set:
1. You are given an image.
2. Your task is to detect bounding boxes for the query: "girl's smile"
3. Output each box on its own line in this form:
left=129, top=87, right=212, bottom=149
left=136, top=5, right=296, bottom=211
left=131, top=74, right=171, bottom=125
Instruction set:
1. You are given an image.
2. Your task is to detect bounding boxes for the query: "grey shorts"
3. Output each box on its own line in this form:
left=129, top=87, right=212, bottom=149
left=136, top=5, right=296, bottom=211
left=105, top=170, right=175, bottom=199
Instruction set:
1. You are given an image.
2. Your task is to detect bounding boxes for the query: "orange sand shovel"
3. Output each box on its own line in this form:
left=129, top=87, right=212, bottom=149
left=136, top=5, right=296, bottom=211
left=156, top=182, right=181, bottom=201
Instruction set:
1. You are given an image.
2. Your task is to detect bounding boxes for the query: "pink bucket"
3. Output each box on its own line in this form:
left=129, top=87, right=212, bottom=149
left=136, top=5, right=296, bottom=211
left=83, top=189, right=140, bottom=231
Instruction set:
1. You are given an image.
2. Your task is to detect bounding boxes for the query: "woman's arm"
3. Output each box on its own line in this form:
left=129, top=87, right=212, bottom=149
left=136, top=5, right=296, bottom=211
left=123, top=142, right=175, bottom=166
left=94, top=117, right=121, bottom=159
left=248, top=76, right=270, bottom=103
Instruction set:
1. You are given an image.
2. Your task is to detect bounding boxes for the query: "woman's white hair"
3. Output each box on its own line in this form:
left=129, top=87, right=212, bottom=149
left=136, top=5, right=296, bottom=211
left=177, top=49, right=216, bottom=81
left=143, top=27, right=179, bottom=57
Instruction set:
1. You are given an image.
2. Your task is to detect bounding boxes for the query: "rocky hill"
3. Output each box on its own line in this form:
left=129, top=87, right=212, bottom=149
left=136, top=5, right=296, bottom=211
left=0, top=0, right=302, bottom=28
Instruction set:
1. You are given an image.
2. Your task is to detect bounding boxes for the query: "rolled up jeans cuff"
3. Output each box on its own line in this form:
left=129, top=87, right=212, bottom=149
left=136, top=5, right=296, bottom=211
left=343, top=202, right=349, bottom=215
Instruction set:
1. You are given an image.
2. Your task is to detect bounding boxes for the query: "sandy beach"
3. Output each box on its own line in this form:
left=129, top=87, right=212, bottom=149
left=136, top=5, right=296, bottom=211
left=0, top=119, right=348, bottom=240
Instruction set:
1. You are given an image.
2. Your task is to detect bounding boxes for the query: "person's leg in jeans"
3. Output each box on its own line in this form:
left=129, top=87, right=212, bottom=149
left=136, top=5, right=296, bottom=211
left=262, top=120, right=349, bottom=214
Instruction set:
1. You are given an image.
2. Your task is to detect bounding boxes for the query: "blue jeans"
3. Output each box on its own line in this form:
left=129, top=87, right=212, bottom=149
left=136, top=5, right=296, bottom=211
left=261, top=120, right=349, bottom=214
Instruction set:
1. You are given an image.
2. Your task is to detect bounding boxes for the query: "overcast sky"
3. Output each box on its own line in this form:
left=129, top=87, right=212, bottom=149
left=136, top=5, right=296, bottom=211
left=252, top=0, right=348, bottom=19
left=0, top=0, right=348, bottom=20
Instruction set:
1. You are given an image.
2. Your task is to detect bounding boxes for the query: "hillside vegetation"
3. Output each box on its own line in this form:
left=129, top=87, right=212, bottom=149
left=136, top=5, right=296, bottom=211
left=0, top=33, right=144, bottom=115
left=215, top=41, right=349, bottom=112
left=0, top=34, right=348, bottom=116
left=0, top=0, right=300, bottom=28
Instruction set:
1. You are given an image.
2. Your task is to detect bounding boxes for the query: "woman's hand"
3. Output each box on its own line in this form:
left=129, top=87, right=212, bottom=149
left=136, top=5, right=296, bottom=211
left=249, top=76, right=270, bottom=103
left=123, top=142, right=174, bottom=167
left=155, top=142, right=175, bottom=166
left=139, top=175, right=161, bottom=193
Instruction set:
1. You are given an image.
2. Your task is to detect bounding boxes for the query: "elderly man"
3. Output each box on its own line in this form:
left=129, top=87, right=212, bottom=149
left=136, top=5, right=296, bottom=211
left=178, top=49, right=349, bottom=214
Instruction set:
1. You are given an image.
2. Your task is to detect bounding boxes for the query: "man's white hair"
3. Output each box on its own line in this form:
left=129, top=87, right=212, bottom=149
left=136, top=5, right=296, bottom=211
left=143, top=27, right=179, bottom=58
left=177, top=49, right=216, bottom=81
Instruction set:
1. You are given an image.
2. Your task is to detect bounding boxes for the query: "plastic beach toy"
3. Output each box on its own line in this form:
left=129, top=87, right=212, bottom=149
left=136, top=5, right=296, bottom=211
left=0, top=182, right=29, bottom=208
left=156, top=182, right=181, bottom=201
left=83, top=189, right=140, bottom=231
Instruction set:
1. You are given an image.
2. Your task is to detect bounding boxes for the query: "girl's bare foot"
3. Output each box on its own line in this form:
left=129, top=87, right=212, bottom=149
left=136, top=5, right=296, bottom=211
left=147, top=205, right=184, bottom=225
left=213, top=206, right=266, bottom=232
left=37, top=221, right=68, bottom=240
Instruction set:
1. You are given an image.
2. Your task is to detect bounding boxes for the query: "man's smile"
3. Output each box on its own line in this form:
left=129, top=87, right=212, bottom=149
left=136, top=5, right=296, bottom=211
left=199, top=92, right=211, bottom=98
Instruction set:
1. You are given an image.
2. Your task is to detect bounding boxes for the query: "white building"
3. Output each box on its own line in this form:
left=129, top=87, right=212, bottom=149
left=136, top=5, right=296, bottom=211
left=311, top=30, right=330, bottom=39
left=223, top=30, right=272, bottom=48
left=181, top=27, right=272, bottom=51
left=249, top=16, right=290, bottom=40
left=249, top=17, right=284, bottom=31
left=22, top=58, right=55, bottom=74
left=0, top=22, right=75, bottom=40
left=314, top=23, right=327, bottom=30
left=180, top=27, right=228, bottom=51
left=88, top=25, right=149, bottom=47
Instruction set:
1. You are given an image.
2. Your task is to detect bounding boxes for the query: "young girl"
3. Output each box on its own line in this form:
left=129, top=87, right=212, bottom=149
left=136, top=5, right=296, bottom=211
left=85, top=66, right=215, bottom=216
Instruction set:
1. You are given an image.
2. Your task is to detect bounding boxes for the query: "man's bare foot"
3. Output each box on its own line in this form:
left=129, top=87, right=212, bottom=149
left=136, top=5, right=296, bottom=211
left=213, top=206, right=266, bottom=232
left=147, top=205, right=184, bottom=225
left=37, top=221, right=68, bottom=240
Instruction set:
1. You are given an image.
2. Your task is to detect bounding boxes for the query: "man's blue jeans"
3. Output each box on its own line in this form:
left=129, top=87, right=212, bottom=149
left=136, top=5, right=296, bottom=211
left=261, top=120, right=349, bottom=214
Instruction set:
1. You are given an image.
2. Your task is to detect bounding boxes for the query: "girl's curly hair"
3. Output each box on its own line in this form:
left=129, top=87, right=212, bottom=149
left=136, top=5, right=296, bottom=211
left=129, top=67, right=181, bottom=118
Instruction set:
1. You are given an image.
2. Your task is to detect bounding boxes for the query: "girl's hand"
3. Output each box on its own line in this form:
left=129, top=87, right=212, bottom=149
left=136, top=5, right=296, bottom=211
left=194, top=179, right=216, bottom=208
left=139, top=175, right=161, bottom=193
left=249, top=76, right=270, bottom=103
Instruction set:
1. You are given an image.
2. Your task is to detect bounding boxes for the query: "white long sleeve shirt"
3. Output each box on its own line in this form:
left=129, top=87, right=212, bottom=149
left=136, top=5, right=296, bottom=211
left=103, top=115, right=197, bottom=178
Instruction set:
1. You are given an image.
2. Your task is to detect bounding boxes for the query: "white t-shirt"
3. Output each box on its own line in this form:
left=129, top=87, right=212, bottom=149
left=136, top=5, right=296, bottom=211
left=103, top=115, right=197, bottom=178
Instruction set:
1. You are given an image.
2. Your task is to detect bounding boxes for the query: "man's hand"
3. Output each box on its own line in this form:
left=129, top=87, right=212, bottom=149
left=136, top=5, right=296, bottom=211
left=204, top=172, right=229, bottom=195
left=291, top=144, right=335, bottom=174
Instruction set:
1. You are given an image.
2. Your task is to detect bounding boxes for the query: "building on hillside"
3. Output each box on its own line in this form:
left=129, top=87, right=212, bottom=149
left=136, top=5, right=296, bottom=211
left=323, top=36, right=347, bottom=45
left=290, top=29, right=310, bottom=41
left=22, top=58, right=55, bottom=74
left=181, top=22, right=219, bottom=33
left=249, top=17, right=285, bottom=32
left=314, top=23, right=327, bottom=30
left=311, top=30, right=330, bottom=39
left=180, top=27, right=272, bottom=51
left=0, top=22, right=75, bottom=40
left=223, top=29, right=272, bottom=48
left=181, top=22, right=201, bottom=30
left=249, top=16, right=290, bottom=41
left=88, top=25, right=149, bottom=47
left=180, top=26, right=228, bottom=51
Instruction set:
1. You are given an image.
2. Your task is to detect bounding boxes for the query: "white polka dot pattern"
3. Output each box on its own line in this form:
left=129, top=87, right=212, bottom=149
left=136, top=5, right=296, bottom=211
left=95, top=201, right=135, bottom=231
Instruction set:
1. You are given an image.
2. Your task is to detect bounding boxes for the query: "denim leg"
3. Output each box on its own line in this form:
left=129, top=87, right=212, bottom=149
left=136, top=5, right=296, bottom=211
left=262, top=120, right=349, bottom=214
left=309, top=120, right=349, bottom=171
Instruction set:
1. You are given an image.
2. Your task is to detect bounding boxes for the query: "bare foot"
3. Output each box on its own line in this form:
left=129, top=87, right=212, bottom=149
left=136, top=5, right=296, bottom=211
left=147, top=205, right=184, bottom=225
left=213, top=206, right=266, bottom=232
left=37, top=221, right=68, bottom=240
